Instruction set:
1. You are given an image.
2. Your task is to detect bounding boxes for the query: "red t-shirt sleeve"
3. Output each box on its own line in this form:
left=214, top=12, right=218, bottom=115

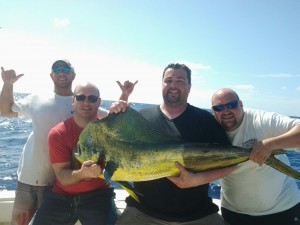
left=48, top=122, right=72, bottom=164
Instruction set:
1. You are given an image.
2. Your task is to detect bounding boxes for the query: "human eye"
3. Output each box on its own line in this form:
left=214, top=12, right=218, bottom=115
left=52, top=67, right=60, bottom=74
left=63, top=68, right=71, bottom=74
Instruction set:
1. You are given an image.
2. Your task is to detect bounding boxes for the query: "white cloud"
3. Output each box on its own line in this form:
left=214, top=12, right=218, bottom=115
left=297, top=86, right=300, bottom=91
left=53, top=18, right=70, bottom=28
left=281, top=86, right=287, bottom=90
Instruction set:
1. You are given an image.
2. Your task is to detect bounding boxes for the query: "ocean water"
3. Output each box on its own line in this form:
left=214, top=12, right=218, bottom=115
left=0, top=95, right=300, bottom=199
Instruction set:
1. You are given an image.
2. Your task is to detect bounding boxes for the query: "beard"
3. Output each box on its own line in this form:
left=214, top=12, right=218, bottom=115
left=164, top=92, right=181, bottom=104
left=221, top=119, right=238, bottom=131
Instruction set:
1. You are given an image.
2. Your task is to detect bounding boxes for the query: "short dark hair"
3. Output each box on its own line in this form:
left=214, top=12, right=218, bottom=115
left=162, top=63, right=191, bottom=84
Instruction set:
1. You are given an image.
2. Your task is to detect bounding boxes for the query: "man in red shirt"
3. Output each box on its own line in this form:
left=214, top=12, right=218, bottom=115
left=31, top=81, right=135, bottom=225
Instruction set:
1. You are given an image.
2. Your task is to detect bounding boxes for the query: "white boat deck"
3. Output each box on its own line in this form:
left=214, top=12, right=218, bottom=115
left=0, top=189, right=220, bottom=224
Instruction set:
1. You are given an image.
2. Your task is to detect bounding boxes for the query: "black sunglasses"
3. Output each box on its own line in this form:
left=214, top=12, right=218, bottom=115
left=212, top=100, right=239, bottom=112
left=74, top=95, right=99, bottom=103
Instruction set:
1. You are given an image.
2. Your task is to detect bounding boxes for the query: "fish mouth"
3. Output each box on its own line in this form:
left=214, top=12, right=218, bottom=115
left=72, top=145, right=84, bottom=165
left=73, top=144, right=83, bottom=160
left=96, top=152, right=106, bottom=171
left=76, top=144, right=82, bottom=156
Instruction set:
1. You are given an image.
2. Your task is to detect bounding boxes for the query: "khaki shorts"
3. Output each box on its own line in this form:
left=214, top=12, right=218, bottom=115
left=11, top=181, right=48, bottom=225
left=116, top=206, right=228, bottom=225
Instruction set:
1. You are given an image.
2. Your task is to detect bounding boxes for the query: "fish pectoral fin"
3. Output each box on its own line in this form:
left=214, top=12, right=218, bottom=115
left=117, top=181, right=142, bottom=203
left=105, top=161, right=118, bottom=177
left=103, top=161, right=118, bottom=184
left=104, top=169, right=112, bottom=184
left=104, top=160, right=142, bottom=202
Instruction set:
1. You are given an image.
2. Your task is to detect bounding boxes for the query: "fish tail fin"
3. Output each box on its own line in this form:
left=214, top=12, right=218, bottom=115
left=265, top=155, right=300, bottom=180
left=117, top=181, right=141, bottom=203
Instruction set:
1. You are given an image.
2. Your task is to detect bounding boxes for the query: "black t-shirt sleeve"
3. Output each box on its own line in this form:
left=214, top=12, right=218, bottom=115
left=172, top=105, right=230, bottom=145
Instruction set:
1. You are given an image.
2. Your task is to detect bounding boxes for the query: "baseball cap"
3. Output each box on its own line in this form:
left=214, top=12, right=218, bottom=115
left=51, top=59, right=73, bottom=70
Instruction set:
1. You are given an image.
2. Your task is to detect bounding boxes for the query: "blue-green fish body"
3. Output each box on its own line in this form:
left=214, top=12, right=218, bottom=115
left=74, top=108, right=300, bottom=183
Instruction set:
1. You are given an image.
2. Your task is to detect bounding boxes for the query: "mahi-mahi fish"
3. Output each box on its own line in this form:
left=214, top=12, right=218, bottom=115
left=74, top=107, right=300, bottom=199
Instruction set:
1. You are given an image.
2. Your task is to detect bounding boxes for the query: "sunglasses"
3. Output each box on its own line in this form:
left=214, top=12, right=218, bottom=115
left=52, top=67, right=73, bottom=75
left=74, top=95, right=99, bottom=103
left=212, top=100, right=239, bottom=112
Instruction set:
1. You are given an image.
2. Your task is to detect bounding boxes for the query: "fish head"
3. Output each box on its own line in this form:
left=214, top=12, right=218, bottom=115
left=74, top=132, right=107, bottom=171
left=74, top=120, right=111, bottom=170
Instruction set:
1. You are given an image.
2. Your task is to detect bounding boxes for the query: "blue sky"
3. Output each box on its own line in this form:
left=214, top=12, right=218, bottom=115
left=0, top=0, right=299, bottom=116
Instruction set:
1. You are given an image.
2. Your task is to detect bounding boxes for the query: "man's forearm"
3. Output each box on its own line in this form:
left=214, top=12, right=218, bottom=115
left=0, top=83, right=17, bottom=117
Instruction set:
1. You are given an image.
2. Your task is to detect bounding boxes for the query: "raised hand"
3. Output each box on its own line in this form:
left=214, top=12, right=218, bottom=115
left=117, top=80, right=138, bottom=97
left=1, top=67, right=24, bottom=85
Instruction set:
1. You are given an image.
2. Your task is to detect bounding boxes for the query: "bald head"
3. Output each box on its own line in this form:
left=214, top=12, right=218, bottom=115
left=211, top=88, right=244, bottom=131
left=74, top=82, right=100, bottom=97
left=211, top=88, right=239, bottom=105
